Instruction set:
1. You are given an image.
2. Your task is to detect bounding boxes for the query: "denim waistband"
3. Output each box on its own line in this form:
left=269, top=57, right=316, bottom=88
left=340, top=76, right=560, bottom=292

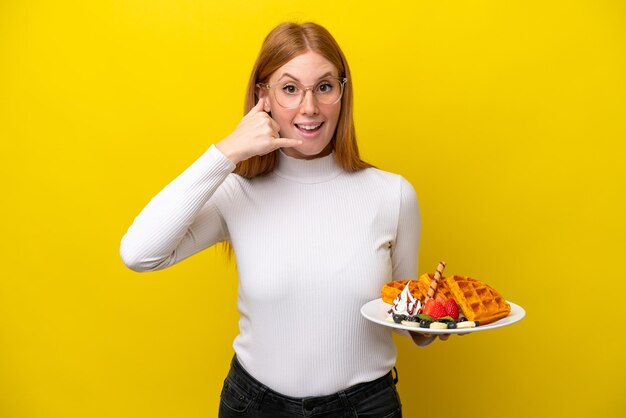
left=227, top=355, right=397, bottom=416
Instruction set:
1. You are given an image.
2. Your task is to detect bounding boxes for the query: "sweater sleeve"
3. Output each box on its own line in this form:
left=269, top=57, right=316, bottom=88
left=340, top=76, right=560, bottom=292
left=391, top=176, right=420, bottom=280
left=119, top=145, right=236, bottom=272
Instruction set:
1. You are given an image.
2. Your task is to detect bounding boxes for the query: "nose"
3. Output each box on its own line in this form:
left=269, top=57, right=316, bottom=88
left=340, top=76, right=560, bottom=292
left=299, top=89, right=319, bottom=115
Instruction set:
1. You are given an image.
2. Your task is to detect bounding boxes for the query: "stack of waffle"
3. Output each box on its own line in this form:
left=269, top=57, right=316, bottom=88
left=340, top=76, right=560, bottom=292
left=382, top=273, right=510, bottom=325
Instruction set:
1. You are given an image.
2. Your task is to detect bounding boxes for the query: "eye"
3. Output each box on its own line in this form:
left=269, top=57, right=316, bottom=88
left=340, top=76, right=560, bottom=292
left=316, top=81, right=334, bottom=94
left=281, top=84, right=300, bottom=95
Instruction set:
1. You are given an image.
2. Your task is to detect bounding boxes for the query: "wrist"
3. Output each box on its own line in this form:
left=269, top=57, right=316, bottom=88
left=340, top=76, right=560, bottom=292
left=215, top=140, right=242, bottom=164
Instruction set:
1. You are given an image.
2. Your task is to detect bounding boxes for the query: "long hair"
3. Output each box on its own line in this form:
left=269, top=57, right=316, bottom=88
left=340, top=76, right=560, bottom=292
left=235, top=21, right=372, bottom=178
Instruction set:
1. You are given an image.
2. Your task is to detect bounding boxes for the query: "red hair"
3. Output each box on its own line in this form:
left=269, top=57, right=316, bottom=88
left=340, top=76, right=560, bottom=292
left=234, top=21, right=372, bottom=178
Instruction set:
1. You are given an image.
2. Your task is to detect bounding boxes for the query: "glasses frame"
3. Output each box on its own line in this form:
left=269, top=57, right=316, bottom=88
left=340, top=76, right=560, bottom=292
left=256, top=77, right=348, bottom=109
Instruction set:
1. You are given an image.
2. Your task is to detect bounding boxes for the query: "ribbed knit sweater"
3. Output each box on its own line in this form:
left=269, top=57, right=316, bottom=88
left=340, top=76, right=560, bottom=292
left=120, top=145, right=420, bottom=397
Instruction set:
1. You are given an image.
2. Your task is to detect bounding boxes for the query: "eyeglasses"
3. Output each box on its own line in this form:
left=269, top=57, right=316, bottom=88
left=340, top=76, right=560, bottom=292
left=257, top=77, right=347, bottom=109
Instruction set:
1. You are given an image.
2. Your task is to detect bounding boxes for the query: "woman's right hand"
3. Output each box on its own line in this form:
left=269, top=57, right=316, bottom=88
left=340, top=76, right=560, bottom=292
left=216, top=97, right=302, bottom=164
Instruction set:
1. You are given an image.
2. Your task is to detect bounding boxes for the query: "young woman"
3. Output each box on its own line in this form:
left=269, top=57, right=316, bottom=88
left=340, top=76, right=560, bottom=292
left=121, top=21, right=444, bottom=417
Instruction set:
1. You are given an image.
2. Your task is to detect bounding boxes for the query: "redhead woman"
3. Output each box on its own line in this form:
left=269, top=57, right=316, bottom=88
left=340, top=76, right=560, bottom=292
left=121, top=22, right=442, bottom=417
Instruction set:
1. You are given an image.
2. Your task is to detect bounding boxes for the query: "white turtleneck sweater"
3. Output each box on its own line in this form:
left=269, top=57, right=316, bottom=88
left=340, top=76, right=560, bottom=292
left=120, top=145, right=420, bottom=397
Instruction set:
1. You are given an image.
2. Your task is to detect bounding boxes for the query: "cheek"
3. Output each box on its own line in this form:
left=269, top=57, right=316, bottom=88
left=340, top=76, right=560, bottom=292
left=326, top=108, right=341, bottom=130
left=271, top=109, right=296, bottom=131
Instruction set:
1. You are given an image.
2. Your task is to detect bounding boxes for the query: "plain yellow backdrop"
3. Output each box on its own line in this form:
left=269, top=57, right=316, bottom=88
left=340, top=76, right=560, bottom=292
left=1, top=1, right=625, bottom=417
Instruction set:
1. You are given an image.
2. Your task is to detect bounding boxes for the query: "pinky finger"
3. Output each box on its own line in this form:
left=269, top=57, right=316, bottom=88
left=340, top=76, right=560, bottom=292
left=275, top=138, right=303, bottom=148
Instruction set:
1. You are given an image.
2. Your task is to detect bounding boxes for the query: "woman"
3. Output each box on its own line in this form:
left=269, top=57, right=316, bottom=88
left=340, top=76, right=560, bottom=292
left=121, top=21, right=443, bottom=417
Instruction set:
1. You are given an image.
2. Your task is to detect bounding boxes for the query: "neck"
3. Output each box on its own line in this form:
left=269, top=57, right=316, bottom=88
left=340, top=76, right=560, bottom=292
left=274, top=148, right=343, bottom=184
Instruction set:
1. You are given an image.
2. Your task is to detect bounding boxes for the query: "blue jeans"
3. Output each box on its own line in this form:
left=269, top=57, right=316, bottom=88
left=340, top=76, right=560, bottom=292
left=218, top=356, right=402, bottom=417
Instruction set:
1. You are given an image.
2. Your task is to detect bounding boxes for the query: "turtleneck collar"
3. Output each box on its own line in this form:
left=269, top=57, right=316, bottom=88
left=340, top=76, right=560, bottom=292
left=274, top=149, right=344, bottom=184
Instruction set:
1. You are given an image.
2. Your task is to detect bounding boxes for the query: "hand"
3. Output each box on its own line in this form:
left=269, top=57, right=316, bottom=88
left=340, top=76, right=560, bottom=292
left=216, top=97, right=302, bottom=164
left=409, top=332, right=448, bottom=347
left=409, top=331, right=466, bottom=347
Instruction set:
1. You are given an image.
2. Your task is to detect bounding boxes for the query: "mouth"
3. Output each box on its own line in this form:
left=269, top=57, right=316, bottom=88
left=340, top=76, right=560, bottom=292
left=295, top=122, right=324, bottom=135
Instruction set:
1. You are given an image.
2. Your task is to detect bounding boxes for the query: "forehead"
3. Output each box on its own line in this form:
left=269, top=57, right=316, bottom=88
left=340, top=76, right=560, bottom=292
left=271, top=51, right=338, bottom=82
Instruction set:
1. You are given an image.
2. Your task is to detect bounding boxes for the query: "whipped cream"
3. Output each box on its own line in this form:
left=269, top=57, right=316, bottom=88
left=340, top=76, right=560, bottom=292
left=390, top=283, right=421, bottom=317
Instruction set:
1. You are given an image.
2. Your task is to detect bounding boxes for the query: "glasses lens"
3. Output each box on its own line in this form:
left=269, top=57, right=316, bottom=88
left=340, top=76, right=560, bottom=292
left=273, top=79, right=344, bottom=108
left=315, top=79, right=343, bottom=105
left=274, top=82, right=301, bottom=108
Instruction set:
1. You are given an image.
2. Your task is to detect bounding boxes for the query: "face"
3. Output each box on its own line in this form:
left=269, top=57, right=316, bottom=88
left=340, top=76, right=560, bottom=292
left=261, top=51, right=342, bottom=160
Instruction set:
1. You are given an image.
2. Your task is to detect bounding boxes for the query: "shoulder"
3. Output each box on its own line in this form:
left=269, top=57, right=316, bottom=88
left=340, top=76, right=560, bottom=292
left=216, top=171, right=281, bottom=200
left=355, top=167, right=417, bottom=200
left=211, top=172, right=252, bottom=207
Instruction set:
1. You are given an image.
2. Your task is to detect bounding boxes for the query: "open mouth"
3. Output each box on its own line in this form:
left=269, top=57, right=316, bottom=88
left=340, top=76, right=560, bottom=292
left=295, top=122, right=324, bottom=134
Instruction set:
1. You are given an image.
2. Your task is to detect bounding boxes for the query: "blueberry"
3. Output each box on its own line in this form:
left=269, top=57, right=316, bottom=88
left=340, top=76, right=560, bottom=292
left=407, top=316, right=419, bottom=322
left=419, top=319, right=431, bottom=328
left=392, top=314, right=406, bottom=324
left=447, top=322, right=457, bottom=329
left=474, top=321, right=480, bottom=327
left=459, top=317, right=467, bottom=322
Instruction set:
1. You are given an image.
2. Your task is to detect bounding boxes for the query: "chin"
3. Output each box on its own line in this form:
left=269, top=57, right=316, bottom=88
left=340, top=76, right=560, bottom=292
left=284, top=142, right=332, bottom=159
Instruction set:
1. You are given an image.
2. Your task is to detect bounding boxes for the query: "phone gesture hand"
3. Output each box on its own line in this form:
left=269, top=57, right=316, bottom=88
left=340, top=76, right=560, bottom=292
left=217, top=98, right=302, bottom=164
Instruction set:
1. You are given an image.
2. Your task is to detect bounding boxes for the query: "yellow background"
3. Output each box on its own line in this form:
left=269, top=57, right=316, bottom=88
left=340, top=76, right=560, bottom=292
left=1, top=1, right=625, bottom=417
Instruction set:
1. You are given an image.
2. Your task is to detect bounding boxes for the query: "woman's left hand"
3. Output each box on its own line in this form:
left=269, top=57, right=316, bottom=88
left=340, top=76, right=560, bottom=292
left=409, top=331, right=463, bottom=347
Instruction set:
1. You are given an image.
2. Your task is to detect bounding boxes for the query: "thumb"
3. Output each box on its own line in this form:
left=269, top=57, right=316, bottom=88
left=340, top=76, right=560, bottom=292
left=244, top=97, right=266, bottom=118
left=253, top=97, right=266, bottom=113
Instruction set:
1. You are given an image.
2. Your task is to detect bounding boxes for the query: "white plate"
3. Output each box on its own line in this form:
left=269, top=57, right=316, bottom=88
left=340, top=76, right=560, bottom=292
left=360, top=298, right=525, bottom=334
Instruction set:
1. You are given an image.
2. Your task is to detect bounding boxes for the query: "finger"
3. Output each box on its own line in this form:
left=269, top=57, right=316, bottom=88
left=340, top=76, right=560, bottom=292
left=245, top=97, right=266, bottom=118
left=269, top=117, right=281, bottom=133
left=258, top=113, right=280, bottom=133
left=274, top=137, right=303, bottom=148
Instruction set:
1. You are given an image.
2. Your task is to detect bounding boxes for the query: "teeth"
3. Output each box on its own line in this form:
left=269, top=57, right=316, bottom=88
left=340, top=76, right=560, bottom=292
left=297, top=123, right=321, bottom=131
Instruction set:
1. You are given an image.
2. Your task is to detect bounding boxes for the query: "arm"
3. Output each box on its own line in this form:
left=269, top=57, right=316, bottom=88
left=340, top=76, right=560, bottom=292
left=390, top=177, right=441, bottom=347
left=120, top=98, right=302, bottom=272
left=390, top=176, right=420, bottom=280
left=119, top=145, right=235, bottom=272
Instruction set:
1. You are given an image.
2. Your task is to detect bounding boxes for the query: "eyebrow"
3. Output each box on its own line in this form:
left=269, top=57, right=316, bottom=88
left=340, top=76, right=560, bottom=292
left=277, top=71, right=335, bottom=82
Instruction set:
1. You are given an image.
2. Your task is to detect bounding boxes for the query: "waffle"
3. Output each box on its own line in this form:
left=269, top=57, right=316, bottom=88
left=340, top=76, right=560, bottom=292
left=417, top=273, right=454, bottom=301
left=444, top=275, right=510, bottom=325
left=381, top=280, right=421, bottom=304
left=381, top=274, right=449, bottom=304
left=381, top=274, right=510, bottom=325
